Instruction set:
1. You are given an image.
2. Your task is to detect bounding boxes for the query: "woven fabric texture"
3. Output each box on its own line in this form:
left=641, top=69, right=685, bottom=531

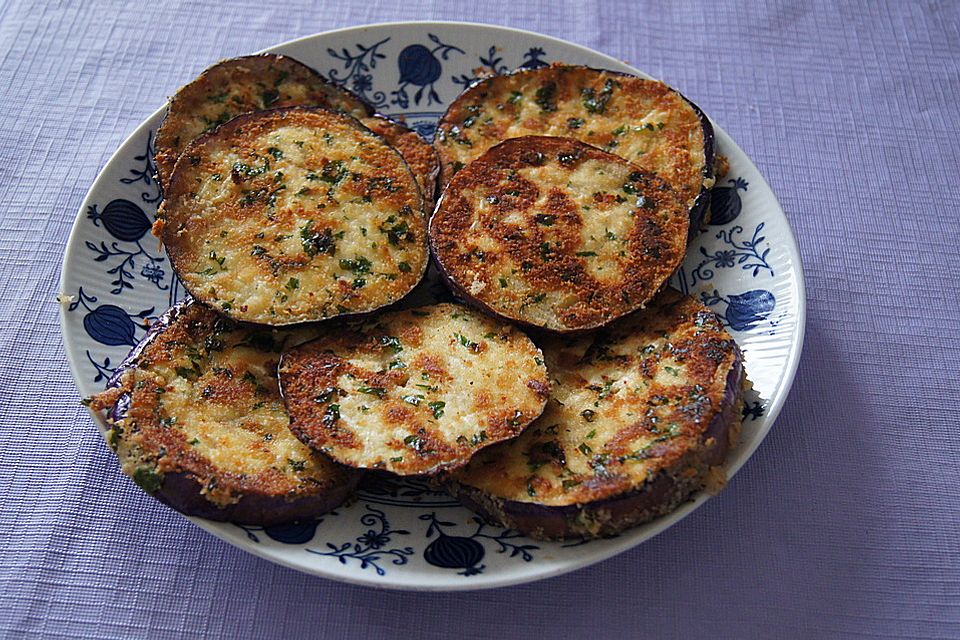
left=1, top=1, right=958, bottom=638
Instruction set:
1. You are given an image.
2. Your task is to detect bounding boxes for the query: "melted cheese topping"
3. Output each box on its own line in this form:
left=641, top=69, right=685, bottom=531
left=436, top=65, right=709, bottom=211
left=361, top=115, right=439, bottom=202
left=97, top=303, right=354, bottom=508
left=430, top=136, right=688, bottom=332
left=156, top=108, right=428, bottom=325
left=156, top=54, right=370, bottom=189
left=451, top=289, right=742, bottom=506
left=279, top=303, right=550, bottom=476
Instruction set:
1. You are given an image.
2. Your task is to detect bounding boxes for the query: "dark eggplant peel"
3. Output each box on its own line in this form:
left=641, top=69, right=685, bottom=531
left=278, top=303, right=550, bottom=476
left=435, top=64, right=715, bottom=235
left=447, top=289, right=745, bottom=540
left=430, top=136, right=688, bottom=333
left=154, top=107, right=428, bottom=325
left=88, top=301, right=359, bottom=526
left=155, top=53, right=372, bottom=192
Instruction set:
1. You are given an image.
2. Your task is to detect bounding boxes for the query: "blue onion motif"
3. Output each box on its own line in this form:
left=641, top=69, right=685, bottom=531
left=398, top=45, right=441, bottom=86
left=725, top=289, right=776, bottom=331
left=424, top=534, right=486, bottom=575
left=392, top=34, right=464, bottom=108
left=83, top=305, right=139, bottom=346
left=262, top=519, right=322, bottom=544
left=235, top=512, right=339, bottom=545
left=80, top=133, right=168, bottom=297
left=709, top=177, right=749, bottom=226
left=700, top=288, right=776, bottom=331
left=68, top=288, right=154, bottom=351
left=419, top=513, right=537, bottom=576
left=87, top=199, right=152, bottom=242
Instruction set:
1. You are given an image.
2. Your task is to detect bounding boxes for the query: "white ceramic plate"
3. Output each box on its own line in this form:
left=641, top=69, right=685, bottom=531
left=60, top=21, right=805, bottom=590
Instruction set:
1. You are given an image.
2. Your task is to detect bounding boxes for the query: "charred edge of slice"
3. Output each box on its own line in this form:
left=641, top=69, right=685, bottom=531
left=680, top=92, right=715, bottom=236
left=436, top=64, right=714, bottom=240
left=155, top=52, right=375, bottom=194
left=156, top=106, right=428, bottom=326
left=90, top=299, right=360, bottom=526
left=447, top=351, right=744, bottom=540
left=428, top=136, right=689, bottom=334
left=146, top=467, right=359, bottom=526
left=277, top=303, right=551, bottom=477
left=104, top=299, right=193, bottom=393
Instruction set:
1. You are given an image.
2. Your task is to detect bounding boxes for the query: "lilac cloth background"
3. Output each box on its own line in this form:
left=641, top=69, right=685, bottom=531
left=1, top=0, right=958, bottom=637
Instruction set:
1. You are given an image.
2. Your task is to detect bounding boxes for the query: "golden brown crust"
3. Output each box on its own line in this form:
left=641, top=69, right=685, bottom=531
left=448, top=289, right=744, bottom=538
left=278, top=303, right=550, bottom=476
left=155, top=107, right=428, bottom=325
left=435, top=64, right=711, bottom=216
left=90, top=302, right=358, bottom=524
left=714, top=153, right=730, bottom=181
left=430, top=136, right=688, bottom=332
left=361, top=115, right=439, bottom=204
left=155, top=53, right=371, bottom=191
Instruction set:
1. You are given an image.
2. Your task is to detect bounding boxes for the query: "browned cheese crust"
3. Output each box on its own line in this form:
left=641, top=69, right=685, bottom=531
left=361, top=115, right=440, bottom=203
left=447, top=289, right=745, bottom=539
left=278, top=303, right=550, bottom=476
left=154, top=107, right=428, bottom=325
left=435, top=65, right=712, bottom=218
left=430, top=136, right=688, bottom=332
left=155, top=53, right=372, bottom=191
left=88, top=302, right=358, bottom=525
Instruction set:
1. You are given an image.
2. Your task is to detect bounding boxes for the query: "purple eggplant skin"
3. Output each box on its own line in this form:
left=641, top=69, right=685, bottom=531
left=154, top=52, right=374, bottom=194
left=96, top=299, right=360, bottom=526
left=148, top=470, right=358, bottom=527
left=157, top=107, right=429, bottom=327
left=682, top=94, right=716, bottom=239
left=428, top=136, right=693, bottom=336
left=426, top=222, right=676, bottom=339
left=104, top=300, right=193, bottom=422
left=446, top=352, right=744, bottom=541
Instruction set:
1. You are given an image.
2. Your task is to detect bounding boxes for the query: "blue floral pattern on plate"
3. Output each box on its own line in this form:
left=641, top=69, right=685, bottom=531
left=391, top=34, right=464, bottom=108
left=60, top=23, right=804, bottom=589
left=305, top=506, right=414, bottom=576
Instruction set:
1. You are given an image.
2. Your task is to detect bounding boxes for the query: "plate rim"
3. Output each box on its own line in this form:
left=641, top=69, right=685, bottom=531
left=59, top=19, right=806, bottom=591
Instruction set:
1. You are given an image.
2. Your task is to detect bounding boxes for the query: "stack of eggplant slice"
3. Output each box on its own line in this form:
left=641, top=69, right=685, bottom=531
left=90, top=56, right=744, bottom=540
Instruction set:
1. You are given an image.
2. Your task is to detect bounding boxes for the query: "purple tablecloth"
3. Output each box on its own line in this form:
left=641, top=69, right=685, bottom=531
left=2, top=1, right=958, bottom=637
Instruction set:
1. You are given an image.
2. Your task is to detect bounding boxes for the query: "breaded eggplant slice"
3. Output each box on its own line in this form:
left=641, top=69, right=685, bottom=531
left=361, top=115, right=439, bottom=204
left=88, top=301, right=359, bottom=526
left=155, top=53, right=372, bottom=191
left=430, top=136, right=689, bottom=333
left=435, top=64, right=714, bottom=234
left=447, top=289, right=745, bottom=540
left=278, top=303, right=550, bottom=476
left=154, top=107, right=428, bottom=325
